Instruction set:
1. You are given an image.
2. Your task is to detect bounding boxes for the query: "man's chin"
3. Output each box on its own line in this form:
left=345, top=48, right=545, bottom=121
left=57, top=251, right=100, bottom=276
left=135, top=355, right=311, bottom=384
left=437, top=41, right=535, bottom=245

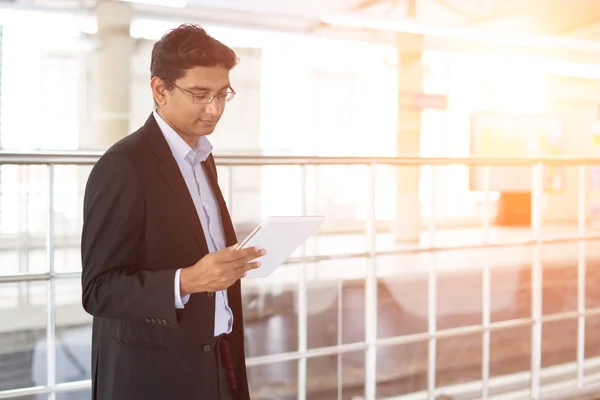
left=196, top=128, right=215, bottom=136
left=195, top=121, right=217, bottom=136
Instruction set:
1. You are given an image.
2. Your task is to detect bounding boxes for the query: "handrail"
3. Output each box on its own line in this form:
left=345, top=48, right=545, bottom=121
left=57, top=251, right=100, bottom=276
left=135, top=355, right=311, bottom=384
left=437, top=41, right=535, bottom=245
left=0, top=150, right=599, bottom=166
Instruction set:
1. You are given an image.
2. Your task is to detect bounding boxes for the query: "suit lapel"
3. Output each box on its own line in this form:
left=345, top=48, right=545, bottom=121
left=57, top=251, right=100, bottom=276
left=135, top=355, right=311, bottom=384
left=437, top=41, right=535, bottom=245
left=143, top=114, right=210, bottom=255
left=203, top=154, right=238, bottom=247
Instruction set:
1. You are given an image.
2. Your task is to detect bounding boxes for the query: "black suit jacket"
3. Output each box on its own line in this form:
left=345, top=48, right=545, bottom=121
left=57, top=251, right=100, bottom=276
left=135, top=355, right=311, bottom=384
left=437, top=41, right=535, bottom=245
left=81, top=114, right=250, bottom=400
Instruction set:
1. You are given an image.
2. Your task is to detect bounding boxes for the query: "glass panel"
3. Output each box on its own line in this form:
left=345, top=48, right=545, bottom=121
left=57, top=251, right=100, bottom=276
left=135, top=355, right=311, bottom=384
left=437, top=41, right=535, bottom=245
left=0, top=165, right=49, bottom=275
left=490, top=245, right=532, bottom=322
left=436, top=249, right=483, bottom=331
left=436, top=333, right=482, bottom=389
left=218, top=165, right=263, bottom=230
left=378, top=254, right=428, bottom=338
left=490, top=325, right=530, bottom=377
left=306, top=350, right=365, bottom=399
left=55, top=279, right=92, bottom=384
left=377, top=342, right=427, bottom=398
left=308, top=259, right=367, bottom=349
left=0, top=282, right=47, bottom=391
left=585, top=314, right=600, bottom=359
left=55, top=389, right=91, bottom=400
left=585, top=240, right=600, bottom=311
left=541, top=319, right=577, bottom=368
left=242, top=264, right=300, bottom=357
left=247, top=360, right=297, bottom=400
left=54, top=165, right=90, bottom=274
left=542, top=242, right=578, bottom=316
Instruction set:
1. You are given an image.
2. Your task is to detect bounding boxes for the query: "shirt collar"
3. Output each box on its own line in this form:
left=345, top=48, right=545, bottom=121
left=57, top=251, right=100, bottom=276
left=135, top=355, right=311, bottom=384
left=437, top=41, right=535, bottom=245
left=153, top=110, right=213, bottom=164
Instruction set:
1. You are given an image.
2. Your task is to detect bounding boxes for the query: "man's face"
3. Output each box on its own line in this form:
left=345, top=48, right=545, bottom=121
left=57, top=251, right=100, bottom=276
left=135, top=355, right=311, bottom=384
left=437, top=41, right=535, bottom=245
left=155, top=65, right=232, bottom=145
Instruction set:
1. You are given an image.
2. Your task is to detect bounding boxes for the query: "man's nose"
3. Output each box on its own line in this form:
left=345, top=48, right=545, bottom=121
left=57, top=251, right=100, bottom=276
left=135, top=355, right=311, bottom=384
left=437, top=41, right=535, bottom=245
left=204, top=99, right=222, bottom=115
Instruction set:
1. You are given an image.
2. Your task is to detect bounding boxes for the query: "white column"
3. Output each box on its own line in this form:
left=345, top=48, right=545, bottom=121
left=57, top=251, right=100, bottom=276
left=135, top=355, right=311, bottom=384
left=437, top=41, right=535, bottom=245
left=80, top=0, right=133, bottom=150
left=392, top=33, right=424, bottom=242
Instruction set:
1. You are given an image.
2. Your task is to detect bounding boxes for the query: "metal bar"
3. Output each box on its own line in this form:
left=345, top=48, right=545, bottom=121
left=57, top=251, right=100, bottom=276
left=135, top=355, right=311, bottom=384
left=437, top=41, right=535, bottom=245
left=2, top=229, right=600, bottom=284
left=3, top=151, right=600, bottom=166
left=46, top=164, right=56, bottom=400
left=577, top=164, right=587, bottom=388
left=6, top=362, right=600, bottom=400
left=0, top=272, right=81, bottom=284
left=482, top=165, right=491, bottom=399
left=337, top=277, right=343, bottom=400
left=530, top=162, right=544, bottom=399
left=247, top=342, right=370, bottom=366
left=0, top=380, right=91, bottom=400
left=297, top=165, right=308, bottom=400
left=2, top=231, right=599, bottom=279
left=428, top=164, right=438, bottom=400
left=364, top=162, right=378, bottom=400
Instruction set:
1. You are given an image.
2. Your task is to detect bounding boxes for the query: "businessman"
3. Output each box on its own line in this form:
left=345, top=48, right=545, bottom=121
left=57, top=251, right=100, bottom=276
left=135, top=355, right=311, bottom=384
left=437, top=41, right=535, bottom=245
left=81, top=24, right=263, bottom=400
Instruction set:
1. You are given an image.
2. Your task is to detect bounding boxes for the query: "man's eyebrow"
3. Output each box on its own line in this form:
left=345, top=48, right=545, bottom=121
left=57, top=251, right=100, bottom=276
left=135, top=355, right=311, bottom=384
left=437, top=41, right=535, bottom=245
left=187, top=84, right=231, bottom=92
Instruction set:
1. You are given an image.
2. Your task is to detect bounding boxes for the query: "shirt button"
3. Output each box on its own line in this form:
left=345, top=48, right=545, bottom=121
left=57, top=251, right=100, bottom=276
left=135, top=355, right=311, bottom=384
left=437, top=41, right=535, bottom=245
left=203, top=345, right=212, bottom=352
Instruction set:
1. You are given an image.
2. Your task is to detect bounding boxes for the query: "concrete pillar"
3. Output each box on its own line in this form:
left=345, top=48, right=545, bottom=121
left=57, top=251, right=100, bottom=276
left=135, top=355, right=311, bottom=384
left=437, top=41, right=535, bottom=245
left=80, top=0, right=133, bottom=149
left=392, top=33, right=424, bottom=242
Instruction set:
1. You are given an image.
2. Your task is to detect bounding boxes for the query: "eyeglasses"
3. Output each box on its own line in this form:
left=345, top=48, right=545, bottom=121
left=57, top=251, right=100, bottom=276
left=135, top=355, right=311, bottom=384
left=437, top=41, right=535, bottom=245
left=163, top=79, right=236, bottom=105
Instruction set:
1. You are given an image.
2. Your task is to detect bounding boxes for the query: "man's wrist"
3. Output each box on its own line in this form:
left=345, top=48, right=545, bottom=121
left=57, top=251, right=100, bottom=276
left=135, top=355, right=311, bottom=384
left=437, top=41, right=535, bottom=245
left=180, top=267, right=206, bottom=296
left=180, top=267, right=192, bottom=297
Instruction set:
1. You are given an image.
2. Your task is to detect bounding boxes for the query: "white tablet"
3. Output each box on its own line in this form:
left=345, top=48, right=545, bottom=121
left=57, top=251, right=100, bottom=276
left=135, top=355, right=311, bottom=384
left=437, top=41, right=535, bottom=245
left=237, top=216, right=325, bottom=278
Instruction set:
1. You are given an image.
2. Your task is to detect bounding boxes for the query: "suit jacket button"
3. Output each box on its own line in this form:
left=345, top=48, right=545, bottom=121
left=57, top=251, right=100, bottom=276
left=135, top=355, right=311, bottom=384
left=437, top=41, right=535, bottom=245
left=151, top=318, right=157, bottom=323
left=162, top=319, right=168, bottom=325
left=207, top=292, right=214, bottom=297
left=145, top=317, right=151, bottom=323
left=203, top=345, right=212, bottom=352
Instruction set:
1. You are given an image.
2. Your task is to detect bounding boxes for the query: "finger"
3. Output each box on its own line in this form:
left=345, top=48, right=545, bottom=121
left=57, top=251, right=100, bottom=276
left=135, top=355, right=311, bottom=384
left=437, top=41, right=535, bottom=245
left=214, top=243, right=243, bottom=261
left=229, top=246, right=265, bottom=262
left=240, top=261, right=261, bottom=276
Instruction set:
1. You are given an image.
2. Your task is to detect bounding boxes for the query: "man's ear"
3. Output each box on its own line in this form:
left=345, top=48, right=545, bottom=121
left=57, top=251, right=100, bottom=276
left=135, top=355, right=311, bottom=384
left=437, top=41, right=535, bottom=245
left=150, top=77, right=168, bottom=106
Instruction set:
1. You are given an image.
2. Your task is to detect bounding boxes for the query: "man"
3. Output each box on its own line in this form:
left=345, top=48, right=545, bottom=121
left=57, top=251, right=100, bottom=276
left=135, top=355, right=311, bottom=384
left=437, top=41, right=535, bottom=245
left=81, top=24, right=264, bottom=400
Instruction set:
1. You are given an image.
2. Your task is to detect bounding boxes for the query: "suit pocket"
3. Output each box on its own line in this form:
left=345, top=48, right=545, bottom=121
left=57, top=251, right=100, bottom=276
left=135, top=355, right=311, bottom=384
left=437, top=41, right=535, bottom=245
left=113, top=320, right=169, bottom=351
left=112, top=336, right=168, bottom=351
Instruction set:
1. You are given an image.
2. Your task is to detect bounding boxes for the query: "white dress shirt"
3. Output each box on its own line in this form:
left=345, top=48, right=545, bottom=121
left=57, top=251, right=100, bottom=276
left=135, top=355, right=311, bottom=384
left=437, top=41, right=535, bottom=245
left=153, top=111, right=233, bottom=336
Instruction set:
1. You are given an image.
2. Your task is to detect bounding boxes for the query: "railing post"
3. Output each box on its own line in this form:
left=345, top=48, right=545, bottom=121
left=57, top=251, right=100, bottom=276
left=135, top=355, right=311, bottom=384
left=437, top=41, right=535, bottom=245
left=427, top=164, right=437, bottom=400
left=577, top=163, right=587, bottom=388
left=530, top=162, right=544, bottom=399
left=46, top=164, right=56, bottom=400
left=482, top=165, right=491, bottom=399
left=365, top=162, right=378, bottom=400
left=298, top=164, right=308, bottom=400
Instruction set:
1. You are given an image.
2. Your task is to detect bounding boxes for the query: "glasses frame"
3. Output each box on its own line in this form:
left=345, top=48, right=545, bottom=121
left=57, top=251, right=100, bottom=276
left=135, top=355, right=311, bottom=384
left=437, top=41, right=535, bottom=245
left=163, top=79, right=236, bottom=105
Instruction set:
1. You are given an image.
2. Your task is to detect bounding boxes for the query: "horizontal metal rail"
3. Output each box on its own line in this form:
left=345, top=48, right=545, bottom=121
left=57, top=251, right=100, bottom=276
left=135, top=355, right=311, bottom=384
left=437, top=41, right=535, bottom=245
left=2, top=150, right=600, bottom=166
left=1, top=234, right=598, bottom=284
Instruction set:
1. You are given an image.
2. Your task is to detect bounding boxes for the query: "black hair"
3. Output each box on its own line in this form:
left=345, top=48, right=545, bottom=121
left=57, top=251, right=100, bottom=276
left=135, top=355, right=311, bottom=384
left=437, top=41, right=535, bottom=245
left=151, top=23, right=238, bottom=92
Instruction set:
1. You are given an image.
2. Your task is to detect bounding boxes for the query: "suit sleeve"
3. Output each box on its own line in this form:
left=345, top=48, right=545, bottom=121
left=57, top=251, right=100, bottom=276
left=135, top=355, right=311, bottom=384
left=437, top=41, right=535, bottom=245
left=81, top=151, right=179, bottom=328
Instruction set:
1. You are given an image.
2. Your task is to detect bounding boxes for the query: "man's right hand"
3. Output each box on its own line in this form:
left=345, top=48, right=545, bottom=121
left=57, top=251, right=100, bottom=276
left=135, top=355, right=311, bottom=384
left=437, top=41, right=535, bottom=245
left=180, top=244, right=266, bottom=295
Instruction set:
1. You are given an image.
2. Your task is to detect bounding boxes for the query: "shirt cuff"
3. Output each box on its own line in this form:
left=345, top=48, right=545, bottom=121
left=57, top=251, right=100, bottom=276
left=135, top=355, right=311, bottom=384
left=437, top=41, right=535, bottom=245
left=174, top=268, right=190, bottom=309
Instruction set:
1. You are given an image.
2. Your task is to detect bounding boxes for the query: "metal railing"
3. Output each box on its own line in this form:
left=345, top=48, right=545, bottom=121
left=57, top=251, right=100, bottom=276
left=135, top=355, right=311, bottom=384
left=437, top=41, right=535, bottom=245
left=1, top=150, right=600, bottom=400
